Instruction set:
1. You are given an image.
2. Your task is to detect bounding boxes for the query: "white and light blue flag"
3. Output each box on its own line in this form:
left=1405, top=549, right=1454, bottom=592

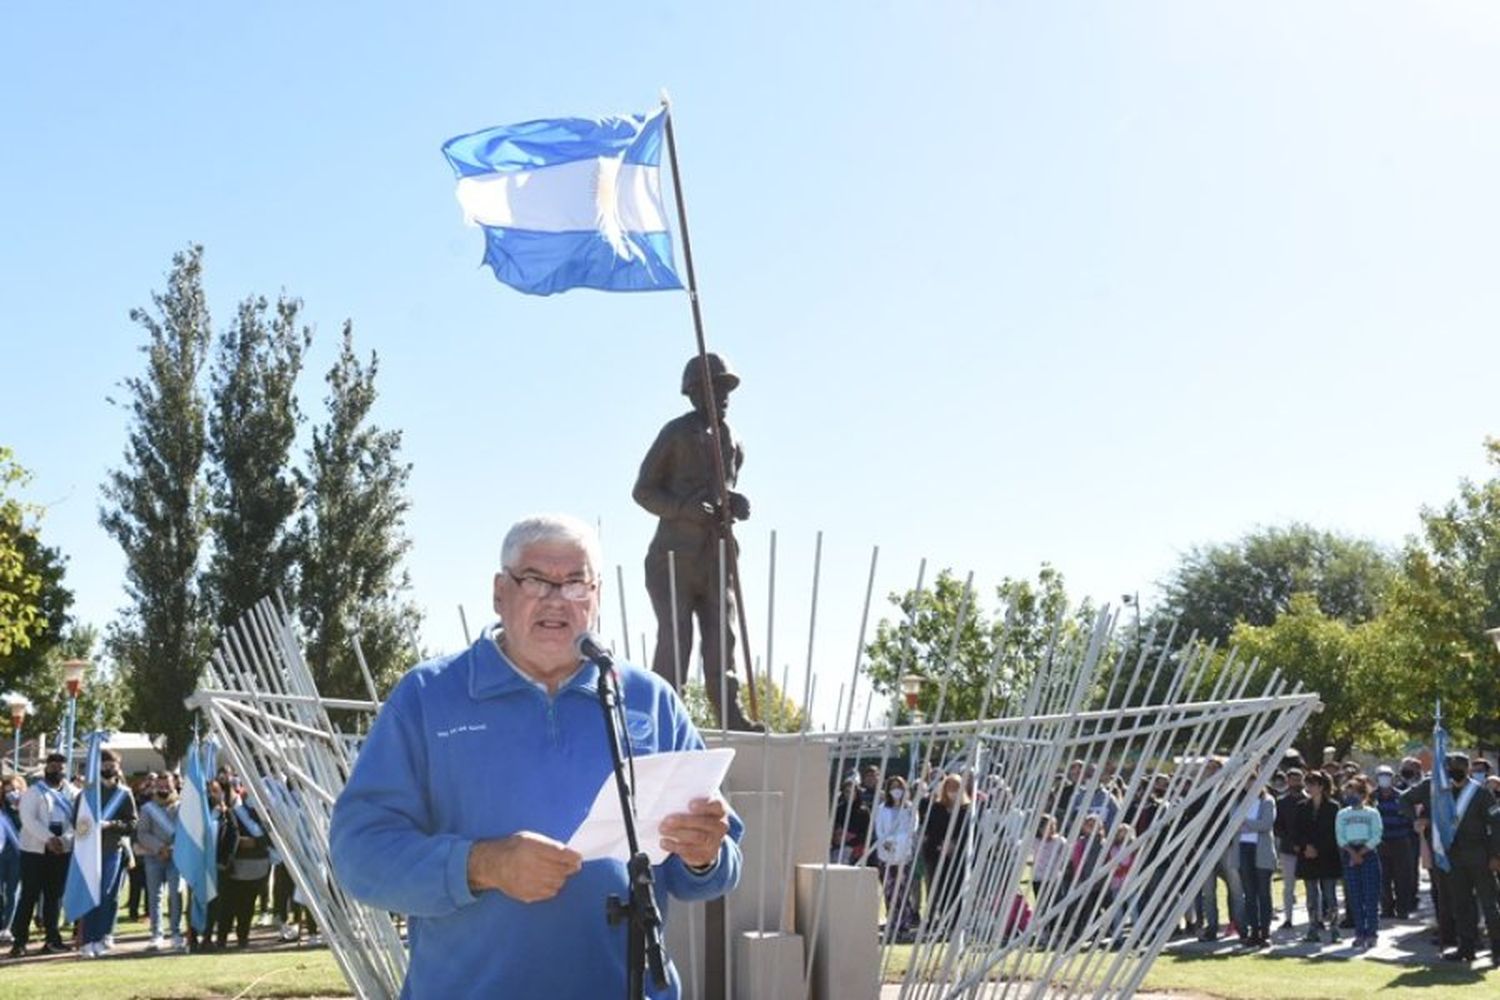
left=442, top=107, right=683, bottom=296
left=62, top=728, right=106, bottom=921
left=1431, top=713, right=1455, bottom=873
left=176, top=738, right=219, bottom=932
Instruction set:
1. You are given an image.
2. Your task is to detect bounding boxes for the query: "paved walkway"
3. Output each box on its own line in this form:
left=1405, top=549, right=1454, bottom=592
left=2, top=914, right=326, bottom=966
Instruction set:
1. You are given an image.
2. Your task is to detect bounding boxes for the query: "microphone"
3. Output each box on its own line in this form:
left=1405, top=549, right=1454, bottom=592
left=575, top=631, right=615, bottom=669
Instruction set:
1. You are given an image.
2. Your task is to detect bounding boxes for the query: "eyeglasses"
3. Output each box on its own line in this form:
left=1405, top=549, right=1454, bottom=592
left=505, top=570, right=596, bottom=602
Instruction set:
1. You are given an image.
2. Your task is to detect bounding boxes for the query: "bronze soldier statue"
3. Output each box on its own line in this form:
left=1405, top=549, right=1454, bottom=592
left=633, top=354, right=760, bottom=731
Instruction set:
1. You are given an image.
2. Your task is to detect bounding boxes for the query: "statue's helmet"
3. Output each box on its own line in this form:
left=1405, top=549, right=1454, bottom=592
left=681, top=353, right=740, bottom=396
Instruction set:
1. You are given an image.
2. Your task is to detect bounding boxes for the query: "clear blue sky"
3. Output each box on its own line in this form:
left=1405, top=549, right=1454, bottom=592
left=4, top=3, right=1499, bottom=724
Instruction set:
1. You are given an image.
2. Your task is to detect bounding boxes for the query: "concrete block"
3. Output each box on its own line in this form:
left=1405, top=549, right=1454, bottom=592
left=733, top=931, right=805, bottom=1000
left=794, top=863, right=880, bottom=1000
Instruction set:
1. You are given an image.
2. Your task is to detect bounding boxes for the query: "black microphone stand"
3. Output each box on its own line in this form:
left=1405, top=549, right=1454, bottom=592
left=592, top=649, right=668, bottom=999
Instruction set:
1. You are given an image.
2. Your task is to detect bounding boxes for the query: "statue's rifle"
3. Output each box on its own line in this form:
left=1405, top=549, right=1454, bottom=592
left=661, top=94, right=761, bottom=724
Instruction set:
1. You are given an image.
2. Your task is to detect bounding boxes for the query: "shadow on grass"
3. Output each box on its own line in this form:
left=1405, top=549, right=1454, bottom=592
left=1380, top=965, right=1491, bottom=991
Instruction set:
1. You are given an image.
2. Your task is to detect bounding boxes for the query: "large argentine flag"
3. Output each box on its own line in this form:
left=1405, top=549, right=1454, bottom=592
left=442, top=107, right=683, bottom=296
left=176, top=738, right=219, bottom=932
left=62, top=729, right=106, bottom=921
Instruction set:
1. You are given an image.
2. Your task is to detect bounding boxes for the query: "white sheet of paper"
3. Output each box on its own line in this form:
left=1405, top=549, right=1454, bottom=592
left=566, top=748, right=735, bottom=864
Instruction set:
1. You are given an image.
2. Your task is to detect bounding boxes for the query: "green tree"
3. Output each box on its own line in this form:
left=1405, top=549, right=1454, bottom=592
left=203, top=293, right=311, bottom=629
left=0, top=531, right=75, bottom=710
left=296, top=324, right=421, bottom=698
left=864, top=565, right=1091, bottom=723
left=0, top=448, right=45, bottom=657
left=1159, top=523, right=1394, bottom=646
left=681, top=669, right=807, bottom=734
left=1381, top=438, right=1500, bottom=749
left=100, top=245, right=213, bottom=762
left=1228, top=593, right=1403, bottom=762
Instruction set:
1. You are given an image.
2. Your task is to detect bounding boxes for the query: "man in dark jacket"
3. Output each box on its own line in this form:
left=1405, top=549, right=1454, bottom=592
left=1372, top=764, right=1417, bottom=919
left=1274, top=768, right=1306, bottom=929
left=1402, top=752, right=1500, bottom=964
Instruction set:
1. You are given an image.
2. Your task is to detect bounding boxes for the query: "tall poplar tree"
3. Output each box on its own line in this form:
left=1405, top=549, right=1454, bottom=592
left=204, top=294, right=310, bottom=629
left=100, top=245, right=212, bottom=761
left=296, top=323, right=421, bottom=698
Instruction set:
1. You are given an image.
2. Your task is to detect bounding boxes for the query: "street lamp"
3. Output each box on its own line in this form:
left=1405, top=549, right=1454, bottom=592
left=61, top=659, right=89, bottom=775
left=900, top=674, right=926, bottom=724
left=5, top=694, right=27, bottom=774
left=900, top=674, right=927, bottom=781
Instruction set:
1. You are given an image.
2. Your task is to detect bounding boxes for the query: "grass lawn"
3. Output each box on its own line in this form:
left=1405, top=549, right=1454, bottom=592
left=882, top=945, right=1498, bottom=998
left=1, top=949, right=350, bottom=1000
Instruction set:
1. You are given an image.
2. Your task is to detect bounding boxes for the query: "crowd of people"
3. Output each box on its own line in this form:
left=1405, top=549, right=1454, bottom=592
left=0, top=753, right=323, bottom=961
left=830, top=748, right=1500, bottom=964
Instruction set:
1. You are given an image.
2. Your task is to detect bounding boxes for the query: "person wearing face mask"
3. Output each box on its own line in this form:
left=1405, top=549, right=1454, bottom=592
left=1273, top=768, right=1306, bottom=931
left=1291, top=771, right=1343, bottom=944
left=8, top=752, right=78, bottom=955
left=0, top=776, right=24, bottom=944
left=1401, top=752, right=1500, bottom=964
left=77, top=748, right=139, bottom=957
left=186, top=779, right=240, bottom=953
left=874, top=775, right=920, bottom=942
left=1372, top=765, right=1417, bottom=920
left=1335, top=778, right=1384, bottom=949
left=136, top=774, right=185, bottom=951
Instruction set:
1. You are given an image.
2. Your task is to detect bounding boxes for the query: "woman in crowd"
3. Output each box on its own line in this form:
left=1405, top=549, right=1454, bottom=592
left=1103, top=820, right=1137, bottom=939
left=873, top=775, right=920, bottom=942
left=921, top=773, right=972, bottom=934
left=187, top=779, right=239, bottom=953
left=1236, top=777, right=1277, bottom=948
left=220, top=782, right=273, bottom=949
left=1292, top=771, right=1343, bottom=944
left=1335, top=776, right=1384, bottom=949
left=830, top=778, right=869, bottom=865
left=136, top=773, right=184, bottom=951
left=0, top=775, right=22, bottom=944
left=1029, top=813, right=1067, bottom=916
left=1060, top=811, right=1107, bottom=943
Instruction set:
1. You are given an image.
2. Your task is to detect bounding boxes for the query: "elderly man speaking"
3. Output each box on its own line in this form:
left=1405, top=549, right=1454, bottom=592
left=331, top=514, right=742, bottom=998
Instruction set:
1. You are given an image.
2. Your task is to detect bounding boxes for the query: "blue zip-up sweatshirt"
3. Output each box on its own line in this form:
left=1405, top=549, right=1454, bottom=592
left=330, top=630, right=743, bottom=999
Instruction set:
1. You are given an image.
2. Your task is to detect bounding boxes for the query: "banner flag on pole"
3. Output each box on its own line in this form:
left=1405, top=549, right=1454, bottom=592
left=176, top=737, right=219, bottom=932
left=1431, top=706, right=1455, bottom=874
left=62, top=728, right=106, bottom=921
left=441, top=106, right=683, bottom=296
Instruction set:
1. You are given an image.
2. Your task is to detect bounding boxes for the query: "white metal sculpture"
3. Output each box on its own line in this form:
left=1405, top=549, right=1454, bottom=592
left=191, top=554, right=1318, bottom=1000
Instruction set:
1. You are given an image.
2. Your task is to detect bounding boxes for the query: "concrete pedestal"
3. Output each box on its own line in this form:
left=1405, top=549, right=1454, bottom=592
left=733, top=931, right=806, bottom=1000
left=794, top=863, right=880, bottom=1000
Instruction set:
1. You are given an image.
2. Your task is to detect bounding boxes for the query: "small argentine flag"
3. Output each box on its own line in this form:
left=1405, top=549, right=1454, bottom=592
left=1431, top=714, right=1456, bottom=873
left=442, top=106, right=683, bottom=296
left=62, top=729, right=106, bottom=921
left=176, top=738, right=219, bottom=932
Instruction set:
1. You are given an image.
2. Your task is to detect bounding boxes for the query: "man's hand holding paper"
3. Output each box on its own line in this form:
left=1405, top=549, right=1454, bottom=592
left=660, top=797, right=730, bottom=869
left=566, top=748, right=735, bottom=865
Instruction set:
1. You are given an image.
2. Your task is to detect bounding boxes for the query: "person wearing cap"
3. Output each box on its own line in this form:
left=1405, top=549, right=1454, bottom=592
left=633, top=353, right=760, bottom=732
left=330, top=514, right=742, bottom=998
left=8, top=751, right=77, bottom=955
left=1372, top=764, right=1417, bottom=919
left=1401, top=751, right=1500, bottom=963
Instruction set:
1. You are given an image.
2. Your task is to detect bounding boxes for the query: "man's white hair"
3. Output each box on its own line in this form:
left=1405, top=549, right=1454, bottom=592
left=501, top=514, right=603, bottom=577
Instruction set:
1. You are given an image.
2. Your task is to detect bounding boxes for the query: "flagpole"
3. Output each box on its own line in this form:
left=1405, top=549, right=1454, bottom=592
left=659, top=93, right=761, bottom=723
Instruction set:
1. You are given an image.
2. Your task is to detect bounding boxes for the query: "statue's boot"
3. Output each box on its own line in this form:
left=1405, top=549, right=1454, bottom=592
left=707, top=675, right=766, bottom=733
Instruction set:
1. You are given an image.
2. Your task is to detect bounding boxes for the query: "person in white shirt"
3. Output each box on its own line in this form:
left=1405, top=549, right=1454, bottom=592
left=874, top=775, right=921, bottom=942
left=8, top=752, right=78, bottom=956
